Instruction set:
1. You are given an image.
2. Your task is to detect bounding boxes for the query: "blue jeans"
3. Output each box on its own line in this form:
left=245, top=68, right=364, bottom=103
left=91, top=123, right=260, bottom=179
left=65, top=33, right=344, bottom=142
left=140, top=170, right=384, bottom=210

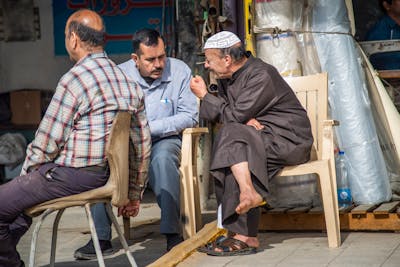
left=0, top=163, right=108, bottom=267
left=92, top=136, right=182, bottom=240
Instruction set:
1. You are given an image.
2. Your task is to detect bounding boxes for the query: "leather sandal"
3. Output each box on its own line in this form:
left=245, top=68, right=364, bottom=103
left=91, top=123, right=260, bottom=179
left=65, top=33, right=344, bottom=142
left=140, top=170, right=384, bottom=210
left=203, top=237, right=257, bottom=256
left=197, top=235, right=228, bottom=253
left=197, top=231, right=236, bottom=253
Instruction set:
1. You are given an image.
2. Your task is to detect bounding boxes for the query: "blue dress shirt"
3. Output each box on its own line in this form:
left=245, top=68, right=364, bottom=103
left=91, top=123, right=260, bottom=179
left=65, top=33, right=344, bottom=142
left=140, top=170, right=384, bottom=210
left=119, top=58, right=198, bottom=140
left=366, top=15, right=400, bottom=70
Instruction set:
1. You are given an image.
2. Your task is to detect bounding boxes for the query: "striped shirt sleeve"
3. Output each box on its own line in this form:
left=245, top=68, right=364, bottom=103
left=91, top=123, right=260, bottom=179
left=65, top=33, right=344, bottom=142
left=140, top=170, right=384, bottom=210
left=128, top=84, right=152, bottom=200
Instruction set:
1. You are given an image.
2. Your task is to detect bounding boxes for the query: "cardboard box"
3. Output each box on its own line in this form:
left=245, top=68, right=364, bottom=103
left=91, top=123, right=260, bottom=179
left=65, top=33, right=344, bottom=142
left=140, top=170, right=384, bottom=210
left=10, top=90, right=41, bottom=125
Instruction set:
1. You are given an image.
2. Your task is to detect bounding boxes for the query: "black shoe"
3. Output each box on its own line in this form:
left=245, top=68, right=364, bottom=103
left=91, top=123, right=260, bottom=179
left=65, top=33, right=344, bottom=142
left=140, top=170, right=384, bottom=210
left=166, top=234, right=184, bottom=251
left=74, top=239, right=115, bottom=260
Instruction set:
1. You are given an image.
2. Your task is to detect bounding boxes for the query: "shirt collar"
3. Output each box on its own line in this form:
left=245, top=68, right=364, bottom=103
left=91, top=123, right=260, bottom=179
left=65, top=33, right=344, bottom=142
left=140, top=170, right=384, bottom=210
left=229, top=54, right=253, bottom=84
left=75, top=51, right=107, bottom=65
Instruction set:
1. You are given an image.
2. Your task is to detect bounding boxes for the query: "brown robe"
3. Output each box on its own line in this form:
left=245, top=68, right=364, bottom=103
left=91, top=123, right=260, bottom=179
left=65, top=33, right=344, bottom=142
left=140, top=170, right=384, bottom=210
left=200, top=55, right=313, bottom=236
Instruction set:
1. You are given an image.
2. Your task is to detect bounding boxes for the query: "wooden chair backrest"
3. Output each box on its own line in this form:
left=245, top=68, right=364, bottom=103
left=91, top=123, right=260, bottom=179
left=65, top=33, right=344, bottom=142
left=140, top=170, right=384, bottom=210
left=284, top=72, right=328, bottom=161
left=106, top=111, right=131, bottom=206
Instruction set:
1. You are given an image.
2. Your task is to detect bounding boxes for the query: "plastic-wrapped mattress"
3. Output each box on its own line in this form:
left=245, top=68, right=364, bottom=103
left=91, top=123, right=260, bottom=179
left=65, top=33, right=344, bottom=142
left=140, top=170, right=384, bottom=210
left=312, top=0, right=391, bottom=204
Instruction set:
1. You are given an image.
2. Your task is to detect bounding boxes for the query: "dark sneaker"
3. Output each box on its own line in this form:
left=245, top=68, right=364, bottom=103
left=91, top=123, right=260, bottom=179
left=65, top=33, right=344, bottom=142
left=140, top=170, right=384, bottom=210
left=166, top=234, right=184, bottom=251
left=74, top=239, right=115, bottom=260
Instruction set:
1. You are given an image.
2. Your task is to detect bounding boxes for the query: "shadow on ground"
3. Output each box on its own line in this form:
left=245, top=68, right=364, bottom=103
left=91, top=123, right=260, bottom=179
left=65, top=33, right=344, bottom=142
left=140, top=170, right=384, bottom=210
left=38, top=211, right=218, bottom=267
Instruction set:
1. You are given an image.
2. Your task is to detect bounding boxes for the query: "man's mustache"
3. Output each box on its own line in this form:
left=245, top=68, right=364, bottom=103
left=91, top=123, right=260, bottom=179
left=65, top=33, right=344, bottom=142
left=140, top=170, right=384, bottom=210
left=152, top=67, right=163, bottom=73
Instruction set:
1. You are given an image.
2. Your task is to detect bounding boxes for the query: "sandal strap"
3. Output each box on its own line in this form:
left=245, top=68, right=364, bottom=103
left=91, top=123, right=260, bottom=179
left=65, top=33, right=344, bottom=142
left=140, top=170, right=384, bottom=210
left=216, top=237, right=250, bottom=252
left=205, top=235, right=227, bottom=249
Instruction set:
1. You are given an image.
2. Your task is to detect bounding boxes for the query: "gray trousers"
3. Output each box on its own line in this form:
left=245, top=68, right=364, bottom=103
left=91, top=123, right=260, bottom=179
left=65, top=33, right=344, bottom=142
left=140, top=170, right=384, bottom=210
left=92, top=135, right=182, bottom=240
left=0, top=163, right=108, bottom=267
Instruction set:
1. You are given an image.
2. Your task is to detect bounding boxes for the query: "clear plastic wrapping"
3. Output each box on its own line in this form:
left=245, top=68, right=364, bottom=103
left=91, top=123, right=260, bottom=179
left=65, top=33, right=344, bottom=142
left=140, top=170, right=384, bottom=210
left=312, top=0, right=392, bottom=204
left=254, top=0, right=304, bottom=76
left=254, top=0, right=395, bottom=205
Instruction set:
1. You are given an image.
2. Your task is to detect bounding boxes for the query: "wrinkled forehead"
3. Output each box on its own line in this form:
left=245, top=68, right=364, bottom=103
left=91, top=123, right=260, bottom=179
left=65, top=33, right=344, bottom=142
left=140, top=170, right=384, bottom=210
left=205, top=48, right=223, bottom=60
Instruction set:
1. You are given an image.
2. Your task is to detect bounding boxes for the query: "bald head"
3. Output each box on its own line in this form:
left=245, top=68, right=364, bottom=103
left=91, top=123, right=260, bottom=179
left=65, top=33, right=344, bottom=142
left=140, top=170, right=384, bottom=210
left=67, top=9, right=103, bottom=31
left=66, top=9, right=105, bottom=49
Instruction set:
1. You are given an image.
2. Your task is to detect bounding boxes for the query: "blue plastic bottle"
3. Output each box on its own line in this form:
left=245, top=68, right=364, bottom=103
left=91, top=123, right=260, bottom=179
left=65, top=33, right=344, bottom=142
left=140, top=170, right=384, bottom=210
left=336, top=151, right=352, bottom=208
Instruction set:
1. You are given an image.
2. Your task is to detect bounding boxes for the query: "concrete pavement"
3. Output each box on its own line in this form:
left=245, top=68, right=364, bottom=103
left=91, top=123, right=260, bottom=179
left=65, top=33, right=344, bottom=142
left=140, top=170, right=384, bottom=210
left=18, top=192, right=167, bottom=267
left=17, top=191, right=400, bottom=267
left=179, top=231, right=400, bottom=267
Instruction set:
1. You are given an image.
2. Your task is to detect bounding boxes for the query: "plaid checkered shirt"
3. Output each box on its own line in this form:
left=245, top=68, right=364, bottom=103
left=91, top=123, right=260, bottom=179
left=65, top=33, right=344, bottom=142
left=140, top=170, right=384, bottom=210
left=21, top=52, right=151, bottom=200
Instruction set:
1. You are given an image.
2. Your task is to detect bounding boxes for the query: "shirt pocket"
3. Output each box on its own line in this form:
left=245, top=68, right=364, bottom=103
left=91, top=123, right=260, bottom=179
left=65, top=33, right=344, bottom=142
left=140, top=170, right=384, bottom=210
left=158, top=98, right=174, bottom=117
left=145, top=97, right=174, bottom=120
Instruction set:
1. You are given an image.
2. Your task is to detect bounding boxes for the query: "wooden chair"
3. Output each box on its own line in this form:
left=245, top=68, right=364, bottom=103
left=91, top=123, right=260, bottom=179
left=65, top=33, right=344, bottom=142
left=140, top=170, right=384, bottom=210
left=123, top=127, right=209, bottom=240
left=279, top=72, right=341, bottom=248
left=25, top=112, right=137, bottom=267
left=179, top=127, right=209, bottom=238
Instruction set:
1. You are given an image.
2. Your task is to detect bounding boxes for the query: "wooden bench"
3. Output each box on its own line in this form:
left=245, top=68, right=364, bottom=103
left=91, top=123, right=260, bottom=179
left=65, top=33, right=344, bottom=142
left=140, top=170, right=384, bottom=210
left=259, top=200, right=400, bottom=231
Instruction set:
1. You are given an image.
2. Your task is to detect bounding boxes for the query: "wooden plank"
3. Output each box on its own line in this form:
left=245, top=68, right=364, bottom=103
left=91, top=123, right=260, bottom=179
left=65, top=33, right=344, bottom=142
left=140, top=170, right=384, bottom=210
left=350, top=204, right=377, bottom=214
left=266, top=207, right=291, bottom=214
left=259, top=213, right=326, bottom=231
left=286, top=206, right=311, bottom=214
left=346, top=213, right=400, bottom=231
left=259, top=213, right=350, bottom=232
left=373, top=201, right=400, bottom=215
left=148, top=221, right=223, bottom=267
left=259, top=210, right=400, bottom=231
left=339, top=205, right=354, bottom=214
left=260, top=202, right=400, bottom=232
left=308, top=206, right=323, bottom=214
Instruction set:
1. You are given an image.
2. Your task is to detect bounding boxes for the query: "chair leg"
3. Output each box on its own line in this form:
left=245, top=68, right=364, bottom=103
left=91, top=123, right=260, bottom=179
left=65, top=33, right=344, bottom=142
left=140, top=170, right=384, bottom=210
left=29, top=208, right=54, bottom=267
left=123, top=217, right=131, bottom=240
left=84, top=203, right=106, bottom=267
left=318, top=165, right=341, bottom=248
left=105, top=202, right=138, bottom=267
left=192, top=135, right=203, bottom=232
left=49, top=209, right=65, bottom=267
left=180, top=132, right=197, bottom=239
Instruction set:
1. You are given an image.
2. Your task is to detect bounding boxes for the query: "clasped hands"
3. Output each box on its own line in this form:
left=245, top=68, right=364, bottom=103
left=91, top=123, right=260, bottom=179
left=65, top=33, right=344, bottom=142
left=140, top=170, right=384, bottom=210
left=118, top=199, right=140, bottom=218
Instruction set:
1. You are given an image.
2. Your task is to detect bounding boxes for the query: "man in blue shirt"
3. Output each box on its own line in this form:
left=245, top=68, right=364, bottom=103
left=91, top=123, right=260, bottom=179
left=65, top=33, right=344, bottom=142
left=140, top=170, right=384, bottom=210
left=74, top=28, right=198, bottom=259
left=366, top=0, right=400, bottom=70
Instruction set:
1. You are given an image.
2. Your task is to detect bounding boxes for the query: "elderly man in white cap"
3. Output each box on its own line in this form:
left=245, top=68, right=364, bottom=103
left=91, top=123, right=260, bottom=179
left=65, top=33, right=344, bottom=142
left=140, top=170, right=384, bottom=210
left=190, top=31, right=313, bottom=256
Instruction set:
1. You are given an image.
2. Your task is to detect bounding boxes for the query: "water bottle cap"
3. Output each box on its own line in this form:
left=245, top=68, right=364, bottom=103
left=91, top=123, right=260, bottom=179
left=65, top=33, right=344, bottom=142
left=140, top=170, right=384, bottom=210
left=339, top=151, right=345, bottom=155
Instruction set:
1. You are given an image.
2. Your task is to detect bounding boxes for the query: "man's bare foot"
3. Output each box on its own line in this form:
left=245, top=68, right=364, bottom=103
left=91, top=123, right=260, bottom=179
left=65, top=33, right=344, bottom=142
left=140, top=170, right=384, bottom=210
left=235, top=190, right=263, bottom=214
left=233, top=234, right=259, bottom=248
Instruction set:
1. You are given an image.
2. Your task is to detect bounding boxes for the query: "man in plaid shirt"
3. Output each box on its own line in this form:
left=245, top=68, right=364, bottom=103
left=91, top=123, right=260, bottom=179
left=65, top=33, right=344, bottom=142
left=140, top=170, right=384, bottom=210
left=0, top=9, right=151, bottom=267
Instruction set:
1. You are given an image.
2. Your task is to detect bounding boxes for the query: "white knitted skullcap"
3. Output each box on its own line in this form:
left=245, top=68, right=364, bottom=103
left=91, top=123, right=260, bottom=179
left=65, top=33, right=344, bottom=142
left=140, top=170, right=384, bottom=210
left=204, top=31, right=241, bottom=49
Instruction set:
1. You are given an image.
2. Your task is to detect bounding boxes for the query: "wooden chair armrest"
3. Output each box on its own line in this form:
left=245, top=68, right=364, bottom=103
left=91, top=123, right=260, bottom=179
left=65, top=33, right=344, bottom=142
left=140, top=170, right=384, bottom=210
left=323, top=119, right=340, bottom=126
left=321, top=120, right=339, bottom=161
left=182, top=127, right=209, bottom=135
